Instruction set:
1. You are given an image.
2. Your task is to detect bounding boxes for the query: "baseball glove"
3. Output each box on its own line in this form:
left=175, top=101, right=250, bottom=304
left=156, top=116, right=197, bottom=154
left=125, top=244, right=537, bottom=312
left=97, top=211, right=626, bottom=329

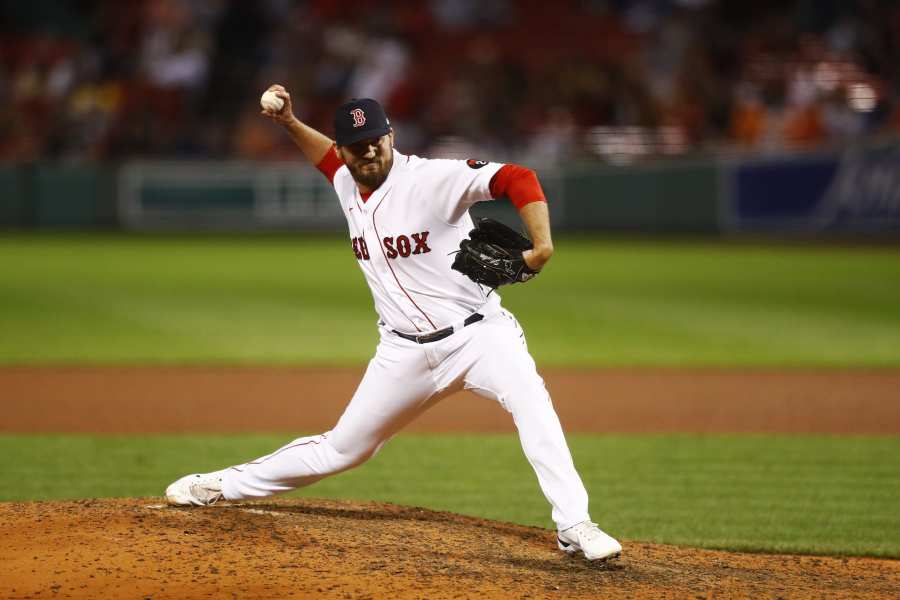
left=451, top=218, right=539, bottom=289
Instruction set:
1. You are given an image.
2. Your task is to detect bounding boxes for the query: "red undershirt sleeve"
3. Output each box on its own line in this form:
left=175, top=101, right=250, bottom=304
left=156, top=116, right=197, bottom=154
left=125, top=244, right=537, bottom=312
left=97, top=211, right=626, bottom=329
left=488, top=164, right=547, bottom=210
left=315, top=146, right=344, bottom=185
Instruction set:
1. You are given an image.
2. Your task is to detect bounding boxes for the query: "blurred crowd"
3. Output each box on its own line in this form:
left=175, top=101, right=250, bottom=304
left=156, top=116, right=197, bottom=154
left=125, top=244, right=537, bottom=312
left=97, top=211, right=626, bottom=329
left=2, top=0, right=900, bottom=165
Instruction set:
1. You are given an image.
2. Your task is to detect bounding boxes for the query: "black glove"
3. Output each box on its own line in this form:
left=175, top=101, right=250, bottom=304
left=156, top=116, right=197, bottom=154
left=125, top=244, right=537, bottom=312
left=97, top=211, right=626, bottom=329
left=451, top=218, right=539, bottom=289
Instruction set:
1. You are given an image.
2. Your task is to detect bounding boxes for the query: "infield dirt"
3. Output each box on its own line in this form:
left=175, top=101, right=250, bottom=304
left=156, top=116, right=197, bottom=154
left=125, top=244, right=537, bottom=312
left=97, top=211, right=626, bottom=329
left=2, top=367, right=899, bottom=598
left=3, top=367, right=900, bottom=434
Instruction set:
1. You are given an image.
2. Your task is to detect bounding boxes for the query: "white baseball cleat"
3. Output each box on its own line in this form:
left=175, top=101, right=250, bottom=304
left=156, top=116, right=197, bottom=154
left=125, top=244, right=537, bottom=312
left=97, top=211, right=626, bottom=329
left=165, top=471, right=226, bottom=506
left=557, top=521, right=622, bottom=561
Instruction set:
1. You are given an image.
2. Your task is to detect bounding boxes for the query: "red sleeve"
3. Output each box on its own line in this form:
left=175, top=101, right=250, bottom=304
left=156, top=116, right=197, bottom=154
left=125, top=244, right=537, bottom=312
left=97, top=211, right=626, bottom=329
left=488, top=164, right=547, bottom=210
left=315, top=146, right=344, bottom=184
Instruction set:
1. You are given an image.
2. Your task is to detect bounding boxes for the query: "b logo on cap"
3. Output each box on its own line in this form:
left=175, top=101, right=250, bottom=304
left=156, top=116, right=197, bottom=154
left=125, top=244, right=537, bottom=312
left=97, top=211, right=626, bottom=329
left=350, top=108, right=366, bottom=128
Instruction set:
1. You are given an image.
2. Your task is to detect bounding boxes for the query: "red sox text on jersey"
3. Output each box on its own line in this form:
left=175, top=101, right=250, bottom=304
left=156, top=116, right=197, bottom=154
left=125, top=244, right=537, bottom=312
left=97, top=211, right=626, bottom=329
left=352, top=232, right=431, bottom=260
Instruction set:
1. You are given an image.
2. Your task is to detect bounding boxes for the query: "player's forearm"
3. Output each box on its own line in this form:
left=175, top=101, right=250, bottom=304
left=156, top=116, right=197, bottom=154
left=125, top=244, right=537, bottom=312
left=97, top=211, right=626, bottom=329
left=519, top=201, right=554, bottom=271
left=283, top=117, right=335, bottom=165
left=487, top=164, right=552, bottom=270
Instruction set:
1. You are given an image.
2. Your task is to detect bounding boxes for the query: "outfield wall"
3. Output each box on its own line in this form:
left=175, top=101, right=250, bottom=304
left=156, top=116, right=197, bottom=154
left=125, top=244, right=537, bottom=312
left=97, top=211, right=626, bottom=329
left=2, top=139, right=898, bottom=234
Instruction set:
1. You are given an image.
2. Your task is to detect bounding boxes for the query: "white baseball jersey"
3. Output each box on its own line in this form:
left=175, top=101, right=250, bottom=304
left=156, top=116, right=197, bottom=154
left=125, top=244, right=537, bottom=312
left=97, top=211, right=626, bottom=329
left=214, top=146, right=593, bottom=534
left=332, top=151, right=503, bottom=333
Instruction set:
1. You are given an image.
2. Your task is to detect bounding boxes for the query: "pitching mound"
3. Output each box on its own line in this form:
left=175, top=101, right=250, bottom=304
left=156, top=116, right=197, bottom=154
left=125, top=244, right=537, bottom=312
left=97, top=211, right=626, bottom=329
left=1, top=499, right=898, bottom=599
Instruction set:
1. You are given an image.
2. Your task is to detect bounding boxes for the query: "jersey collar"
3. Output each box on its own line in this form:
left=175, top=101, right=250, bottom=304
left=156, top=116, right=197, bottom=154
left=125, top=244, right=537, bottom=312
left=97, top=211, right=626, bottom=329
left=358, top=150, right=406, bottom=205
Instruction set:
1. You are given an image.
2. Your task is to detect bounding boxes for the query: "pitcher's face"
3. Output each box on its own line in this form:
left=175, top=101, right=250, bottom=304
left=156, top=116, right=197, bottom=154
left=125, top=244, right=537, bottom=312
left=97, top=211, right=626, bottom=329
left=338, top=132, right=394, bottom=191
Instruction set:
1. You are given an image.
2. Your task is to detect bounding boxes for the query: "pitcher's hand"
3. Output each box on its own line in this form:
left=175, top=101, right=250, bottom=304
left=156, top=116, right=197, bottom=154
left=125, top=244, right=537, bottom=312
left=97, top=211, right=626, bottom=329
left=260, top=84, right=296, bottom=126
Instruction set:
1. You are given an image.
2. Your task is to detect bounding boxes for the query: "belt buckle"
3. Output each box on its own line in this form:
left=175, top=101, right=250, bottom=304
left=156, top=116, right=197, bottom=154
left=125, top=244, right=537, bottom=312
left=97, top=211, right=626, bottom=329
left=416, top=327, right=450, bottom=344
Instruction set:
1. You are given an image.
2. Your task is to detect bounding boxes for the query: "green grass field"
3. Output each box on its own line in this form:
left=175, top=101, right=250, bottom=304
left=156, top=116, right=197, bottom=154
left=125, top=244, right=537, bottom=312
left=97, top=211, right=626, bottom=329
left=2, top=233, right=899, bottom=558
left=1, top=233, right=899, bottom=366
left=1, top=433, right=898, bottom=558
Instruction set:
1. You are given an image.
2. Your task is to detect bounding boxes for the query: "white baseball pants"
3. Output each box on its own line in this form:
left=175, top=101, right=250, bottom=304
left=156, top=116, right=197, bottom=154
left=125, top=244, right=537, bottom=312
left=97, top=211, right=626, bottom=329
left=221, top=307, right=590, bottom=530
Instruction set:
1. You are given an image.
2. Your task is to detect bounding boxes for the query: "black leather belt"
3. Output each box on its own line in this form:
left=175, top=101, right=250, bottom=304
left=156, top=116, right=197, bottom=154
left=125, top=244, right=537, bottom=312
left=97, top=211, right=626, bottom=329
left=393, top=313, right=484, bottom=344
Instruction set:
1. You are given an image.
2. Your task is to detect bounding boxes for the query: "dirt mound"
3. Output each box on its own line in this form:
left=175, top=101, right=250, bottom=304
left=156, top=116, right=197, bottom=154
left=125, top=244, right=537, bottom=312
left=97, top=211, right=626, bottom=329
left=1, top=499, right=897, bottom=599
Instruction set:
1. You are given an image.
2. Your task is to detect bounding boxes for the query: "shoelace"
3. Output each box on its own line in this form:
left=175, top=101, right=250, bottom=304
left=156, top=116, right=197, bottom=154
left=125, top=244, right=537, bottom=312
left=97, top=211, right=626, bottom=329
left=571, top=521, right=603, bottom=542
left=189, top=478, right=223, bottom=505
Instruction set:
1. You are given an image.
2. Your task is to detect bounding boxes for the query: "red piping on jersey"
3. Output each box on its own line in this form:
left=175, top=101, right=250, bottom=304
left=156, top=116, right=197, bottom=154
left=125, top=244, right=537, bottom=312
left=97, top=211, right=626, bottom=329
left=372, top=189, right=437, bottom=331
left=323, top=149, right=422, bottom=330
left=355, top=195, right=418, bottom=331
left=489, top=164, right=547, bottom=210
left=229, top=433, right=329, bottom=472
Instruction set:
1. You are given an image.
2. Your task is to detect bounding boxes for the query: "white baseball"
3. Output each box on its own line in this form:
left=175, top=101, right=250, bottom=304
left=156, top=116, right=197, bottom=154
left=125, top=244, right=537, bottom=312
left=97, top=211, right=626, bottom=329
left=260, top=90, right=284, bottom=112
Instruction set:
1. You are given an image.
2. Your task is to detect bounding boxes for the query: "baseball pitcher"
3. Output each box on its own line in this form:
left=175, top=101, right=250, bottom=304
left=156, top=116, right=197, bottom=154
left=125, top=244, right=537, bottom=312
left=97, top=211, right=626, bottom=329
left=165, top=85, right=622, bottom=562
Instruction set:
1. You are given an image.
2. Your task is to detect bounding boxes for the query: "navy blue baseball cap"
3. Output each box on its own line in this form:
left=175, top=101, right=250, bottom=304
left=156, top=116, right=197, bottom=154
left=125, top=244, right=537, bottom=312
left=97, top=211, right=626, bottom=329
left=334, top=98, right=391, bottom=146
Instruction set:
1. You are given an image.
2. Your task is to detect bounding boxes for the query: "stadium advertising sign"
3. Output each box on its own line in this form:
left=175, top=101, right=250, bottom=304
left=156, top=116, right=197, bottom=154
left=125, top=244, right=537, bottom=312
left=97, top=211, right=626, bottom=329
left=814, top=143, right=900, bottom=231
left=726, top=140, right=900, bottom=233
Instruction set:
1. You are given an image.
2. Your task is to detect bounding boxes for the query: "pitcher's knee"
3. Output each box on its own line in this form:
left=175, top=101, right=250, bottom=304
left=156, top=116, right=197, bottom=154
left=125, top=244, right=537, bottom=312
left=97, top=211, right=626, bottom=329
left=505, top=381, right=554, bottom=412
left=329, top=440, right=380, bottom=471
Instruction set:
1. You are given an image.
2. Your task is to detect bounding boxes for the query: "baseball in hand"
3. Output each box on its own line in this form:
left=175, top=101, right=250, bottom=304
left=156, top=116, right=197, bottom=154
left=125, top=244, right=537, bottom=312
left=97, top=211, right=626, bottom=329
left=260, top=90, right=284, bottom=112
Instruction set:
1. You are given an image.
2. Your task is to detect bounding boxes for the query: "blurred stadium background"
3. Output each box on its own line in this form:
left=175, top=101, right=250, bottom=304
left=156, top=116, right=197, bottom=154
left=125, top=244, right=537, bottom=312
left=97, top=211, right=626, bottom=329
left=2, top=0, right=900, bottom=567
left=2, top=0, right=899, bottom=233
